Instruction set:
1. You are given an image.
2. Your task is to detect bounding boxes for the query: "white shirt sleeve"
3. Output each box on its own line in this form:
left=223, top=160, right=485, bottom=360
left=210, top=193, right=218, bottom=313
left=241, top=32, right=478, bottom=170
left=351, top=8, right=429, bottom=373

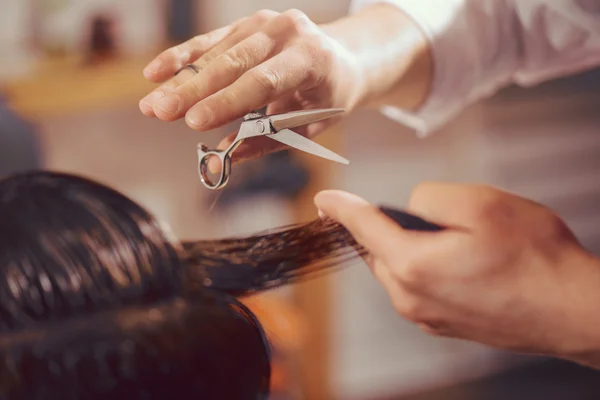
left=349, top=0, right=600, bottom=136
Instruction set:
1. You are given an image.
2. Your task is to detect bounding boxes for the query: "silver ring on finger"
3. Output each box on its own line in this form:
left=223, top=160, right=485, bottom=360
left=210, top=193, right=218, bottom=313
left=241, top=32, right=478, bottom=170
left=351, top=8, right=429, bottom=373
left=175, top=64, right=202, bottom=76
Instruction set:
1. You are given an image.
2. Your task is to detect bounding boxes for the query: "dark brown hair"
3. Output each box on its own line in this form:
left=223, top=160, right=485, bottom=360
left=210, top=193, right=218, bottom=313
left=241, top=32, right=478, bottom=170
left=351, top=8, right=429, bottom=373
left=0, top=171, right=365, bottom=400
left=0, top=171, right=441, bottom=400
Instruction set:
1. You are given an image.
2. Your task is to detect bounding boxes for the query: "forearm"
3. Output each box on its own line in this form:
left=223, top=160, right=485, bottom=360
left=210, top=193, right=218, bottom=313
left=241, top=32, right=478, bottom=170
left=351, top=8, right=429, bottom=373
left=554, top=250, right=600, bottom=370
left=320, top=3, right=433, bottom=112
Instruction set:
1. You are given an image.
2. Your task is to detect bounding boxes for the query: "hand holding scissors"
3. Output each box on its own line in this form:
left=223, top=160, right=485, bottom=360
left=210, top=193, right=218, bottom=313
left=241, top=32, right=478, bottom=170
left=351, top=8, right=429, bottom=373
left=197, top=108, right=349, bottom=190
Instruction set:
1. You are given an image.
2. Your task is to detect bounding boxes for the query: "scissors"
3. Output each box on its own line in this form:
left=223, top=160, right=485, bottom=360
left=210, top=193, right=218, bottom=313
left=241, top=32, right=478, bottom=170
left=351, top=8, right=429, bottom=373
left=196, top=108, right=350, bottom=190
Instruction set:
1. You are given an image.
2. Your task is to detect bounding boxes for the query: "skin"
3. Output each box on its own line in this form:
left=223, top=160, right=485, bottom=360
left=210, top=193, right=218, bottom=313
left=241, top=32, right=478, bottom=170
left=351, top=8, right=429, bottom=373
left=139, top=4, right=432, bottom=170
left=139, top=5, right=600, bottom=369
left=314, top=184, right=600, bottom=369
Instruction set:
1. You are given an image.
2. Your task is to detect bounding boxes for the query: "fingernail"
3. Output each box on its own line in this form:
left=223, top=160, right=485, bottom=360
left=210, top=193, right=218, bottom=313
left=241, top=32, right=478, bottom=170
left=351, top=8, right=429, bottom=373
left=155, top=93, right=182, bottom=115
left=187, top=107, right=212, bottom=128
left=144, top=59, right=162, bottom=75
left=317, top=209, right=326, bottom=219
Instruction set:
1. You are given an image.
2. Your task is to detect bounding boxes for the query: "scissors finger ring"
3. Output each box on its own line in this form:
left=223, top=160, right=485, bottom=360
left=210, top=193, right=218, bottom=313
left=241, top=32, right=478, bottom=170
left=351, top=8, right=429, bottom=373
left=197, top=142, right=242, bottom=190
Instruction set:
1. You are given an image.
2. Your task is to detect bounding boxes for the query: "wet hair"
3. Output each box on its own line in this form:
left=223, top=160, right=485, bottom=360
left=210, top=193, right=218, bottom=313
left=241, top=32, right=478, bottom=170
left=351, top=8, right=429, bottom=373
left=0, top=171, right=359, bottom=400
left=0, top=171, right=441, bottom=400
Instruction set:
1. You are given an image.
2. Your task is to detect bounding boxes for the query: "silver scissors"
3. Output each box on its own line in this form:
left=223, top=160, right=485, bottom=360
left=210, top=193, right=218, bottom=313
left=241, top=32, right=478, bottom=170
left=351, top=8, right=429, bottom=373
left=196, top=108, right=350, bottom=190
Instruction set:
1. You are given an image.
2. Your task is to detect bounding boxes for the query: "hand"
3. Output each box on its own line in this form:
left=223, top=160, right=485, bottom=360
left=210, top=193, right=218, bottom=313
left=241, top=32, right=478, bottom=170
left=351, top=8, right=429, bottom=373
left=314, top=183, right=600, bottom=367
left=139, top=9, right=362, bottom=164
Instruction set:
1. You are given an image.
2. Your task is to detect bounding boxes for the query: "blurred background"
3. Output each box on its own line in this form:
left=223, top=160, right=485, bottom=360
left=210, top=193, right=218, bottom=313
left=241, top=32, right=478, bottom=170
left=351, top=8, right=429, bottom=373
left=1, top=1, right=600, bottom=399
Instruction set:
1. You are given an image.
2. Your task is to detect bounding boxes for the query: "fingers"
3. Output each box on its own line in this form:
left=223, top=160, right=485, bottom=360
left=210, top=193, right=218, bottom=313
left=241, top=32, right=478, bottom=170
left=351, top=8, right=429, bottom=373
left=315, top=191, right=475, bottom=337
left=366, top=255, right=404, bottom=305
left=366, top=255, right=444, bottom=328
left=140, top=22, right=260, bottom=118
left=140, top=9, right=328, bottom=131
left=151, top=31, right=278, bottom=121
left=185, top=48, right=313, bottom=130
left=407, top=181, right=514, bottom=229
left=139, top=67, right=198, bottom=117
left=190, top=11, right=276, bottom=71
left=142, top=20, right=245, bottom=83
left=140, top=10, right=277, bottom=121
left=314, top=190, right=420, bottom=265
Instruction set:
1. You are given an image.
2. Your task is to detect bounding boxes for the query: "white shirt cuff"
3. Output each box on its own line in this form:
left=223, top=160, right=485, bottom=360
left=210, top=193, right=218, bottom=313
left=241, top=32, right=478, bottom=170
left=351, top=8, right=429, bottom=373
left=349, top=0, right=600, bottom=136
left=349, top=0, right=470, bottom=136
left=349, top=0, right=510, bottom=137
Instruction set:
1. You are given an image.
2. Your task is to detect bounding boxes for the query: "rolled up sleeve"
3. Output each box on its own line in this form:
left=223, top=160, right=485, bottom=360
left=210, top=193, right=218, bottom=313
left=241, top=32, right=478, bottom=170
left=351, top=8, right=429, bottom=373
left=349, top=0, right=600, bottom=137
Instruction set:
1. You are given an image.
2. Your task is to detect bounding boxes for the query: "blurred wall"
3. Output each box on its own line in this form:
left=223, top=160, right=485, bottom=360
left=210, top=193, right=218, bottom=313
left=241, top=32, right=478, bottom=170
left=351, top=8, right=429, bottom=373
left=0, top=1, right=37, bottom=79
left=197, top=0, right=350, bottom=30
left=0, top=0, right=165, bottom=81
left=37, top=0, right=166, bottom=55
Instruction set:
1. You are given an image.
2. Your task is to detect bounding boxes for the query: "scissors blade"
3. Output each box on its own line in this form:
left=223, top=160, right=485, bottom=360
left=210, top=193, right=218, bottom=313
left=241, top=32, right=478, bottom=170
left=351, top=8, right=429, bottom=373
left=269, top=108, right=345, bottom=131
left=267, top=129, right=350, bottom=165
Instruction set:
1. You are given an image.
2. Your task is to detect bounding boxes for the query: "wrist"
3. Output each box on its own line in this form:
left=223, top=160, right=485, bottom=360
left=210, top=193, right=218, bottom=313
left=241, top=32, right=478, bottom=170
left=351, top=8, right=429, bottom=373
left=553, top=249, right=600, bottom=369
left=321, top=3, right=433, bottom=111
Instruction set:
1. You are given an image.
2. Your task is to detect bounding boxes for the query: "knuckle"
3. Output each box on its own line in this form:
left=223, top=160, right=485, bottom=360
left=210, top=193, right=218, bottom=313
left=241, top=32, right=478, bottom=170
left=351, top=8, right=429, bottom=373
left=170, top=44, right=190, bottom=61
left=546, top=214, right=574, bottom=240
left=191, top=34, right=208, bottom=47
left=294, top=40, right=318, bottom=62
left=253, top=9, right=278, bottom=24
left=250, top=67, right=281, bottom=93
left=282, top=8, right=307, bottom=19
left=161, top=78, right=180, bottom=91
left=419, top=322, right=447, bottom=337
left=363, top=253, right=377, bottom=271
left=190, top=33, right=217, bottom=53
left=316, top=38, right=336, bottom=65
left=217, top=51, right=245, bottom=73
left=397, top=259, right=429, bottom=287
left=394, top=295, right=426, bottom=323
left=472, top=186, right=511, bottom=223
left=306, top=63, right=325, bottom=86
left=188, top=79, right=204, bottom=99
left=197, top=52, right=216, bottom=68
left=219, top=89, right=239, bottom=109
left=285, top=35, right=332, bottom=87
left=279, top=9, right=311, bottom=34
left=299, top=39, right=331, bottom=83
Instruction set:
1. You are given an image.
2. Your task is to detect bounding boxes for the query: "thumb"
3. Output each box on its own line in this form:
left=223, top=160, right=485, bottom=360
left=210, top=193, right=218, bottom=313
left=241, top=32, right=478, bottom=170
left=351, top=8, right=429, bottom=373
left=314, top=190, right=416, bottom=259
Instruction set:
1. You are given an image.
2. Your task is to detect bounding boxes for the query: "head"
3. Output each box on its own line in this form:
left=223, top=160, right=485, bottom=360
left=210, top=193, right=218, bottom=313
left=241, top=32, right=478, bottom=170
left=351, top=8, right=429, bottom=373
left=0, top=171, right=271, bottom=399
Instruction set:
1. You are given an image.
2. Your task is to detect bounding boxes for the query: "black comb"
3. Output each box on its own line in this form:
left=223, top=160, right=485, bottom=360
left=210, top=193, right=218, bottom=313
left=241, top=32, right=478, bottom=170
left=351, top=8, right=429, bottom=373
left=378, top=206, right=444, bottom=232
